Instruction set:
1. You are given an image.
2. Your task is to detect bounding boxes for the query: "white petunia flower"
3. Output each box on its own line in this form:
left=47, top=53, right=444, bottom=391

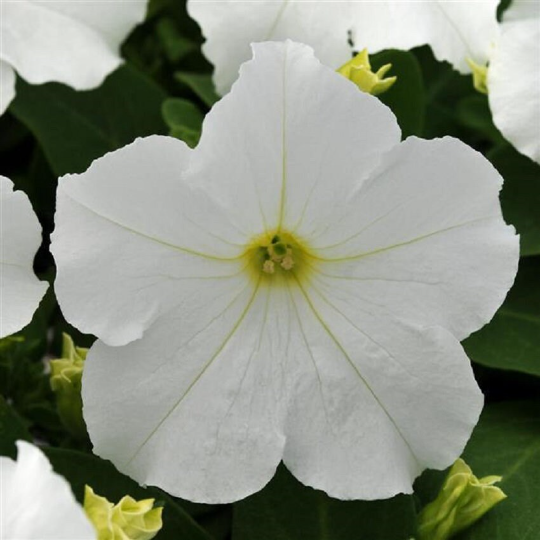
left=0, top=441, right=95, bottom=539
left=0, top=176, right=48, bottom=338
left=52, top=41, right=518, bottom=504
left=187, top=0, right=500, bottom=94
left=0, top=0, right=148, bottom=115
left=488, top=0, right=540, bottom=163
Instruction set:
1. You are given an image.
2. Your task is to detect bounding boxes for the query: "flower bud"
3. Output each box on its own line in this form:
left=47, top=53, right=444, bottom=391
left=337, top=49, right=397, bottom=96
left=418, top=458, right=506, bottom=540
left=50, top=333, right=88, bottom=439
left=84, top=486, right=163, bottom=540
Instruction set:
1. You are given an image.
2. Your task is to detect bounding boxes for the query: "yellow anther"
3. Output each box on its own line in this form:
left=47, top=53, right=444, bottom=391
left=280, top=254, right=294, bottom=270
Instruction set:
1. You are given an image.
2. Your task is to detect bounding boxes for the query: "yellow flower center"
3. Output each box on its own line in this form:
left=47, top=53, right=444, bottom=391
left=245, top=230, right=312, bottom=284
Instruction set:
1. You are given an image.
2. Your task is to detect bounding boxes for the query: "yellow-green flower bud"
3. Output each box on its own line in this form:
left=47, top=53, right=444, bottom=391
left=337, top=49, right=397, bottom=96
left=50, top=333, right=88, bottom=439
left=467, top=58, right=489, bottom=94
left=84, top=486, right=163, bottom=540
left=418, top=458, right=506, bottom=540
left=84, top=486, right=115, bottom=539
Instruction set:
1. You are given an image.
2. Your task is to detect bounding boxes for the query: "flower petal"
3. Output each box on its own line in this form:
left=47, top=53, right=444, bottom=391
left=188, top=0, right=499, bottom=94
left=503, top=0, right=539, bottom=22
left=194, top=41, right=400, bottom=236
left=1, top=0, right=145, bottom=90
left=1, top=176, right=48, bottom=338
left=283, top=276, right=483, bottom=500
left=53, top=42, right=398, bottom=347
left=0, top=60, right=16, bottom=116
left=306, top=137, right=519, bottom=340
left=83, top=280, right=294, bottom=503
left=489, top=14, right=540, bottom=163
left=52, top=136, right=248, bottom=347
left=1, top=441, right=95, bottom=539
left=34, top=0, right=147, bottom=50
left=347, top=1, right=499, bottom=73
left=188, top=1, right=352, bottom=95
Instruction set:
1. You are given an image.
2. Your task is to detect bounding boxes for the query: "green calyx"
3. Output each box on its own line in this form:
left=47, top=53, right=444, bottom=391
left=418, top=458, right=507, bottom=540
left=50, top=333, right=88, bottom=440
left=338, top=49, right=397, bottom=96
left=84, top=486, right=163, bottom=540
left=467, top=58, right=489, bottom=94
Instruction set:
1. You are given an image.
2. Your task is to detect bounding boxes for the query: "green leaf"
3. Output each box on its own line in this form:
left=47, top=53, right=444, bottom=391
left=0, top=288, right=61, bottom=442
left=457, top=95, right=504, bottom=145
left=414, top=46, right=474, bottom=141
left=232, top=465, right=417, bottom=540
left=156, top=17, right=197, bottom=63
left=44, top=448, right=213, bottom=540
left=416, top=401, right=540, bottom=540
left=371, top=49, right=426, bottom=138
left=0, top=395, right=32, bottom=458
left=490, top=145, right=540, bottom=257
left=11, top=65, right=167, bottom=176
left=464, top=257, right=540, bottom=377
left=199, top=507, right=232, bottom=540
left=175, top=72, right=219, bottom=107
left=162, top=98, right=203, bottom=147
left=0, top=113, right=30, bottom=153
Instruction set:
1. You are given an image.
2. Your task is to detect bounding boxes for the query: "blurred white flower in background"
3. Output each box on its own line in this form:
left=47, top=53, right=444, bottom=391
left=0, top=441, right=95, bottom=539
left=0, top=0, right=148, bottom=115
left=52, top=41, right=518, bottom=504
left=0, top=176, right=48, bottom=338
left=187, top=0, right=500, bottom=94
left=488, top=0, right=540, bottom=163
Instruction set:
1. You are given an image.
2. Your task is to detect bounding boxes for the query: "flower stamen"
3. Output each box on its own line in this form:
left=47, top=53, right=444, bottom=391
left=246, top=230, right=309, bottom=281
left=264, top=235, right=296, bottom=273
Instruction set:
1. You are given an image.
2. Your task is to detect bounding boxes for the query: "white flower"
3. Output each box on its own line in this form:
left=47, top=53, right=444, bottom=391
left=0, top=176, right=48, bottom=338
left=0, top=441, right=95, bottom=539
left=488, top=0, right=540, bottom=163
left=0, top=0, right=148, bottom=115
left=187, top=0, right=500, bottom=94
left=52, top=41, right=518, bottom=504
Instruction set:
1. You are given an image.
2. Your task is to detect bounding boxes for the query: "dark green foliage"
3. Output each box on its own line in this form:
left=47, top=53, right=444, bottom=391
left=233, top=466, right=417, bottom=540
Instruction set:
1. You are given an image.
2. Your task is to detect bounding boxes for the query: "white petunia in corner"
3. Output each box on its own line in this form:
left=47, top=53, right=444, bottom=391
left=0, top=0, right=148, bottom=115
left=187, top=0, right=500, bottom=94
left=0, top=441, right=95, bottom=539
left=488, top=0, right=540, bottom=163
left=0, top=176, right=48, bottom=338
left=52, top=41, right=519, bottom=504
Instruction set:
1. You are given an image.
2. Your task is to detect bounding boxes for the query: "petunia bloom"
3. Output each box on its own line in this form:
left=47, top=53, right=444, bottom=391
left=488, top=0, right=540, bottom=163
left=187, top=0, right=500, bottom=94
left=0, top=0, right=148, bottom=115
left=0, top=176, right=48, bottom=338
left=0, top=441, right=95, bottom=539
left=52, top=41, right=518, bottom=504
